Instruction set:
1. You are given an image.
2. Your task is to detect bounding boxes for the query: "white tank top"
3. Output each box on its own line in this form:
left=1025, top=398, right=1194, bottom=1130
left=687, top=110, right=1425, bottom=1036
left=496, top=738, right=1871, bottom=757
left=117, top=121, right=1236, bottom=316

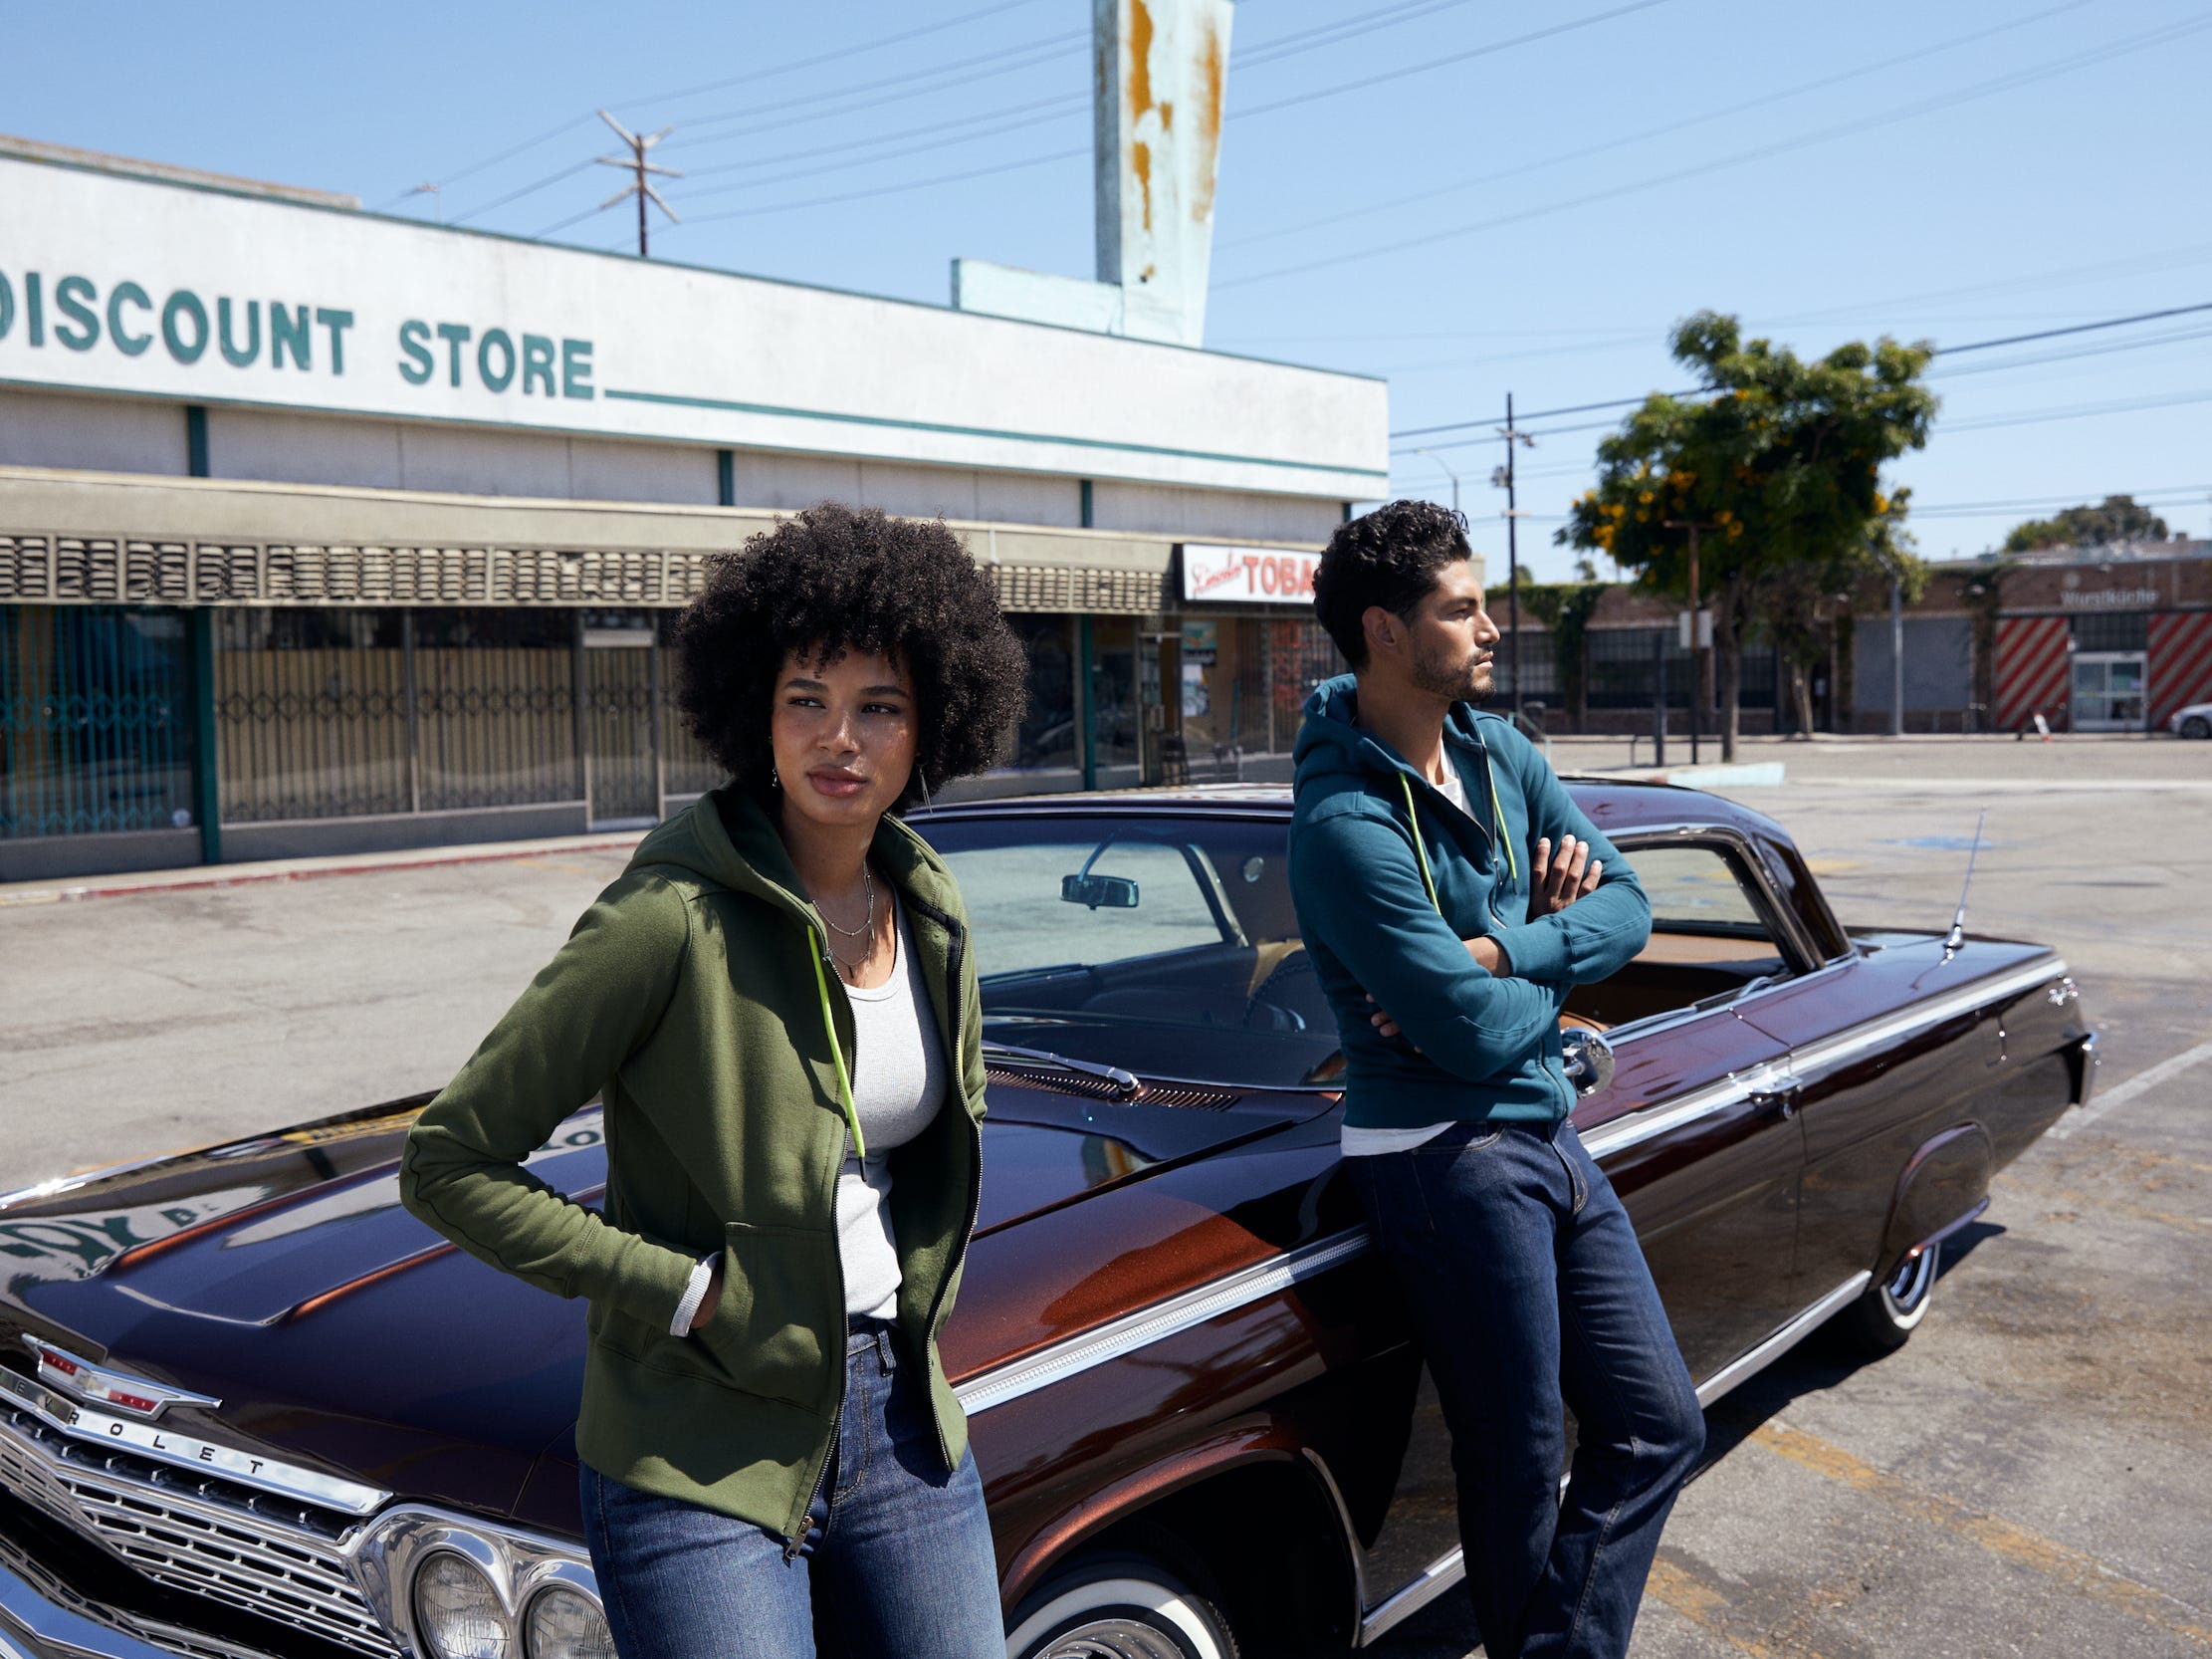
left=835, top=893, right=950, bottom=1316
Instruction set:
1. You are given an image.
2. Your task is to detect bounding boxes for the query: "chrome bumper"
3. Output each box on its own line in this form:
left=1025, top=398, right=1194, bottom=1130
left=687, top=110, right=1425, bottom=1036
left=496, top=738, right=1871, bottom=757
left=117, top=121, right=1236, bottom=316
left=0, top=1547, right=277, bottom=1659
left=2075, top=1030, right=2101, bottom=1109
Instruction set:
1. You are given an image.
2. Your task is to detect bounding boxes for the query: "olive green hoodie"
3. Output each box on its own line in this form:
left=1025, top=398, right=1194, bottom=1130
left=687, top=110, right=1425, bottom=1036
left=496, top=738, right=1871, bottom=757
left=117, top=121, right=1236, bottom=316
left=398, top=788, right=985, bottom=1543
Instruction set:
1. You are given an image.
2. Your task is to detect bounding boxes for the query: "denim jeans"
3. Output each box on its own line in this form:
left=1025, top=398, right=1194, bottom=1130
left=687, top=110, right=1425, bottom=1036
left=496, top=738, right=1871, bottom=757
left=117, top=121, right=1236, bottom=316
left=580, top=1317, right=1003, bottom=1659
left=1347, top=1118, right=1704, bottom=1659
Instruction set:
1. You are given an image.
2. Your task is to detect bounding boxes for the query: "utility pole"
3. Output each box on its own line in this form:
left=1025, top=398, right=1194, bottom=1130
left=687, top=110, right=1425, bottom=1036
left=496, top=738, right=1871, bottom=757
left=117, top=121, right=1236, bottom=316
left=594, top=111, right=681, bottom=257
left=1492, top=393, right=1536, bottom=726
left=1661, top=516, right=1717, bottom=764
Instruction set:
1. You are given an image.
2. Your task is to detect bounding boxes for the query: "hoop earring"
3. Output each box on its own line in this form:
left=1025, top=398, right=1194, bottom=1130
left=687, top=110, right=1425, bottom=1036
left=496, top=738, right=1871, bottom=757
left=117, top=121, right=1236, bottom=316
left=918, top=769, right=934, bottom=815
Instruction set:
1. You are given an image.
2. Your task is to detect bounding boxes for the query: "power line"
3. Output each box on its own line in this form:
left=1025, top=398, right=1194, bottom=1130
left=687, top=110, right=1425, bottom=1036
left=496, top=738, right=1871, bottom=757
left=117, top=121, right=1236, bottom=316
left=391, top=0, right=1057, bottom=217
left=1221, top=12, right=2212, bottom=291
left=1217, top=0, right=2089, bottom=254
left=1390, top=300, right=2212, bottom=442
left=611, top=144, right=1094, bottom=243
left=647, top=0, right=1615, bottom=217
left=1229, top=0, right=1673, bottom=124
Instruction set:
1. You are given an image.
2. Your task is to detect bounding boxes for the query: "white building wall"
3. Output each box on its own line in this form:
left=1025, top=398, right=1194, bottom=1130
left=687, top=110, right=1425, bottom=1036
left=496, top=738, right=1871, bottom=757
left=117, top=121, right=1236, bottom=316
left=1090, top=479, right=1339, bottom=545
left=206, top=406, right=404, bottom=489
left=0, top=387, right=187, bottom=474
left=567, top=437, right=719, bottom=506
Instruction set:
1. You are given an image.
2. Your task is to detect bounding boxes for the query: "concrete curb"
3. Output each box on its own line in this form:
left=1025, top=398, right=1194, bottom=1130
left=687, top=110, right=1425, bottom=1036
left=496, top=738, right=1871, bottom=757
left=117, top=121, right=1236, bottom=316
left=0, top=832, right=648, bottom=908
left=1577, top=761, right=1788, bottom=789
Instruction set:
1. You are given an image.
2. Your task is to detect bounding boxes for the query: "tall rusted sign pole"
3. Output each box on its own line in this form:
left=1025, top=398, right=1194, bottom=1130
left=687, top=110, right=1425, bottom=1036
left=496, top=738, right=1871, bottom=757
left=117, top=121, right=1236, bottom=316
left=594, top=112, right=681, bottom=258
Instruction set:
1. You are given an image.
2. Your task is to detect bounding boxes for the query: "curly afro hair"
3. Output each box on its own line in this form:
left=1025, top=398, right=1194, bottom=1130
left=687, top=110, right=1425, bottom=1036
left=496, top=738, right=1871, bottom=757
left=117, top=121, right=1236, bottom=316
left=671, top=502, right=1029, bottom=809
left=1312, top=498, right=1474, bottom=668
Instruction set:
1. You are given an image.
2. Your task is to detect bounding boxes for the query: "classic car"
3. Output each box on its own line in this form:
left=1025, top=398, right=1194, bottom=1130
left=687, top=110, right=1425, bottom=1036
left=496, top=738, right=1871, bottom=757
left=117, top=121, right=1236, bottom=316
left=0, top=780, right=2098, bottom=1659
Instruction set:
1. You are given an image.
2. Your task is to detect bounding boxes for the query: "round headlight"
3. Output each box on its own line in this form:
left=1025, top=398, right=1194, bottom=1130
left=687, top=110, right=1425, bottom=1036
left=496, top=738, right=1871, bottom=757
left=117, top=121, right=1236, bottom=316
left=412, top=1551, right=514, bottom=1659
left=526, top=1585, right=616, bottom=1659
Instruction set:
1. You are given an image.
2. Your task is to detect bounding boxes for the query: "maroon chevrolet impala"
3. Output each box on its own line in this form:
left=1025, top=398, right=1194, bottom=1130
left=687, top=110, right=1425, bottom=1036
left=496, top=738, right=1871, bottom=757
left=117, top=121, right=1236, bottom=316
left=0, top=782, right=2095, bottom=1658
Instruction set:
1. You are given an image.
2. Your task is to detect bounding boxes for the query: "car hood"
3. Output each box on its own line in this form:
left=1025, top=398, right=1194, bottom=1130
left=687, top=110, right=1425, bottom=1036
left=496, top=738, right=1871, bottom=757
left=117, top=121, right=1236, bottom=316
left=0, top=1080, right=1312, bottom=1526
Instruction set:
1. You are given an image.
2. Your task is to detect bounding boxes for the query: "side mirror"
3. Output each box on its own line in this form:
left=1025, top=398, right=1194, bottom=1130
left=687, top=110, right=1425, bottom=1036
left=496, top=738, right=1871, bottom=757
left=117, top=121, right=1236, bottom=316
left=1561, top=1028, right=1616, bottom=1096
left=1061, top=873, right=1140, bottom=910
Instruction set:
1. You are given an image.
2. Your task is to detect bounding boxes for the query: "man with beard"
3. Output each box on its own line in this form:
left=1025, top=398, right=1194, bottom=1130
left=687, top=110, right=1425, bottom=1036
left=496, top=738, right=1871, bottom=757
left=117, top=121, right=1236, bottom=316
left=1287, top=499, right=1702, bottom=1659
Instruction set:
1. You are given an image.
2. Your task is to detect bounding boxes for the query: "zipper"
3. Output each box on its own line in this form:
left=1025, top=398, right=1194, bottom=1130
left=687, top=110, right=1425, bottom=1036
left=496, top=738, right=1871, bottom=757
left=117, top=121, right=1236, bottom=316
left=912, top=900, right=984, bottom=1475
left=788, top=927, right=854, bottom=1555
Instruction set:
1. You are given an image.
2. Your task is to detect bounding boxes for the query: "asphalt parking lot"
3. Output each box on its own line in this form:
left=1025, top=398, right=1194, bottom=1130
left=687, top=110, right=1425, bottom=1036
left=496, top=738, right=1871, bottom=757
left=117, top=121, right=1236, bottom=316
left=3, top=734, right=2207, bottom=1656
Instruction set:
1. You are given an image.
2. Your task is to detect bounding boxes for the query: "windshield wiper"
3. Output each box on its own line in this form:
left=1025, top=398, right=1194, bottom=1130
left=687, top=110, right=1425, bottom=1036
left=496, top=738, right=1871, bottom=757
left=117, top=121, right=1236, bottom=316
left=981, top=1041, right=1142, bottom=1100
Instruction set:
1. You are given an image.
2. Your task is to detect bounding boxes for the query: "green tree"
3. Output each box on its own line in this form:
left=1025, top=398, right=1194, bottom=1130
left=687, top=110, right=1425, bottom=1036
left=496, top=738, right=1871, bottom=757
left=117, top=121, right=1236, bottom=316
left=2002, top=494, right=2170, bottom=552
left=1558, top=311, right=1937, bottom=755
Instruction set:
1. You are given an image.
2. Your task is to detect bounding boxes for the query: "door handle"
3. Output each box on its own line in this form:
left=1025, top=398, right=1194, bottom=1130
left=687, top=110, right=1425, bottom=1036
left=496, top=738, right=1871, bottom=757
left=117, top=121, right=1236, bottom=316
left=1747, top=1074, right=1804, bottom=1118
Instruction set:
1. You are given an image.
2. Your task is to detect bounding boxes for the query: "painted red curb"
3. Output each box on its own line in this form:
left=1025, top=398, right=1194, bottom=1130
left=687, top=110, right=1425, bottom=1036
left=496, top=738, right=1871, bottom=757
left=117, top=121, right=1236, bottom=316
left=2, top=836, right=647, bottom=906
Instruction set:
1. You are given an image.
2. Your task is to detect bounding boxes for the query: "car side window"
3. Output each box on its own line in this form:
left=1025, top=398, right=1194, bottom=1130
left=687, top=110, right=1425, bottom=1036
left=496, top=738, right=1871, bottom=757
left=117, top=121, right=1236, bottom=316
left=940, top=840, right=1226, bottom=974
left=1634, top=844, right=1771, bottom=936
left=1566, top=842, right=1789, bottom=1030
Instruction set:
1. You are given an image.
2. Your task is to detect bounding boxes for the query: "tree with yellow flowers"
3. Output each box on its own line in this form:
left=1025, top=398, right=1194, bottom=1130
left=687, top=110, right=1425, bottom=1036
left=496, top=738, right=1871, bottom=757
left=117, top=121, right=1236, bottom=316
left=1558, top=312, right=1936, bottom=754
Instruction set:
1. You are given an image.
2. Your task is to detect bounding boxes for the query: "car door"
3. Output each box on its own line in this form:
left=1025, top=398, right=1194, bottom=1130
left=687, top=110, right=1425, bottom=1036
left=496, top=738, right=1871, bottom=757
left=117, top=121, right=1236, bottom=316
left=1567, top=836, right=1813, bottom=1381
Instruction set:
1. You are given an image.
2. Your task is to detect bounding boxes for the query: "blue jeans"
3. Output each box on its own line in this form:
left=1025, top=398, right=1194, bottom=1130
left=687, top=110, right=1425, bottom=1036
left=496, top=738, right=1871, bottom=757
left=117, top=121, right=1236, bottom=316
left=580, top=1317, right=1003, bottom=1659
left=1347, top=1118, right=1704, bottom=1659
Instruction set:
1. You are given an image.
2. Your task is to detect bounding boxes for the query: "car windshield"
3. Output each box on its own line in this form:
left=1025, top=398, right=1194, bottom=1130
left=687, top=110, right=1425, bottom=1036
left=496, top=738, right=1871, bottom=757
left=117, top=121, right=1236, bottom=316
left=915, top=813, right=1337, bottom=1090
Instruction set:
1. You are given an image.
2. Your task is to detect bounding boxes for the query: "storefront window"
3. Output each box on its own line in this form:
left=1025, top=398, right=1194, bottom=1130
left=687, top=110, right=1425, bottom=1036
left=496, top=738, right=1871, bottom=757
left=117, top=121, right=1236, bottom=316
left=1270, top=619, right=1344, bottom=742
left=413, top=609, right=580, bottom=811
left=1088, top=615, right=1141, bottom=770
left=214, top=609, right=408, bottom=823
left=0, top=606, right=195, bottom=839
left=1006, top=614, right=1078, bottom=773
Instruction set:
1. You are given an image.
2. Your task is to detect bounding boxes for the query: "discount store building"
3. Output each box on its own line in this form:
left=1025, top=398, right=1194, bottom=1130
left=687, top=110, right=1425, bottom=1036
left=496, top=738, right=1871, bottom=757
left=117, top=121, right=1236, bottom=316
left=0, top=135, right=1384, bottom=882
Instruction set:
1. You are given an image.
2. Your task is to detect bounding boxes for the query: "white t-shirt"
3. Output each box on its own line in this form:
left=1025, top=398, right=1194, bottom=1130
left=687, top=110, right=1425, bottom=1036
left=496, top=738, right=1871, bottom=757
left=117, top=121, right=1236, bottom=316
left=833, top=892, right=951, bottom=1316
left=1340, top=768, right=1469, bottom=1157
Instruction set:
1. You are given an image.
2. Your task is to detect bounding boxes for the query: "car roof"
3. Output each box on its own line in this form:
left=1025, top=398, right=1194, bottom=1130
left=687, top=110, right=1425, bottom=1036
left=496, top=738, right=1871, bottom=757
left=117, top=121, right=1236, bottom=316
left=923, top=776, right=1795, bottom=845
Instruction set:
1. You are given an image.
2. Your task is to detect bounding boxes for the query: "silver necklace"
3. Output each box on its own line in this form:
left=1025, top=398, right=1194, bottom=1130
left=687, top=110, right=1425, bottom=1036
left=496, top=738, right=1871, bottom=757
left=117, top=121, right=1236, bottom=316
left=818, top=863, right=876, bottom=939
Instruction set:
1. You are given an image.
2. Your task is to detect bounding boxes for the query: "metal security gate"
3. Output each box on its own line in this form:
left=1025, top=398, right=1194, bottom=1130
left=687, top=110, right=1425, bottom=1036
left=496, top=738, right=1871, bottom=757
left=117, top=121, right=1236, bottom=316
left=582, top=625, right=659, bottom=829
left=0, top=606, right=196, bottom=839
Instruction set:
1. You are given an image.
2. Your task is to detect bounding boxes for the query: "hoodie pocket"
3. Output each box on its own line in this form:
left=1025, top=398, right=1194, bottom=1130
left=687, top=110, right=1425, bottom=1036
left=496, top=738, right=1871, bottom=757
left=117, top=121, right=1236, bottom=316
left=690, top=1220, right=836, bottom=1409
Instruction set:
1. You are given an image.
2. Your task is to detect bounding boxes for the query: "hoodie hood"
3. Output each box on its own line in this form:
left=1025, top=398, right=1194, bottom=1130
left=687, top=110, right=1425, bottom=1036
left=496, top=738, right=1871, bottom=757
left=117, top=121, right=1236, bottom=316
left=626, top=786, right=964, bottom=930
left=1292, top=673, right=1495, bottom=794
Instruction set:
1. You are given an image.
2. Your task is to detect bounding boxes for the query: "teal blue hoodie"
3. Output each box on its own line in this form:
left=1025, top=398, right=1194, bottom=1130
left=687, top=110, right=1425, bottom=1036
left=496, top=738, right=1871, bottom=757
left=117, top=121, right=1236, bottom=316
left=1288, top=674, right=1652, bottom=1128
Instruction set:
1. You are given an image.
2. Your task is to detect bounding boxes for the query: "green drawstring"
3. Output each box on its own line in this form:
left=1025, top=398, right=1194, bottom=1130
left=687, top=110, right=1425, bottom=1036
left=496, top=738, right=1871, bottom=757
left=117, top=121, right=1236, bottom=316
left=1399, top=763, right=1519, bottom=910
left=807, top=942, right=867, bottom=1158
left=1488, top=768, right=1520, bottom=884
left=1398, top=773, right=1442, bottom=914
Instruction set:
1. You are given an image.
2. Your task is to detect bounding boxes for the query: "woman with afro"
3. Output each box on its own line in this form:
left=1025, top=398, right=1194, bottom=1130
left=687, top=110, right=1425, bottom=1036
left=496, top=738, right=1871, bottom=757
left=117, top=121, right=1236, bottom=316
left=402, top=503, right=1029, bottom=1657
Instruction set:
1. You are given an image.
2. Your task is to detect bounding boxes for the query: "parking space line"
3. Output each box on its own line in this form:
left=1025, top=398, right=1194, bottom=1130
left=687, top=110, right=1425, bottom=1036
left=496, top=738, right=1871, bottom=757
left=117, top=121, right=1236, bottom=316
left=2053, top=1034, right=2212, bottom=1138
left=1750, top=1421, right=2212, bottom=1648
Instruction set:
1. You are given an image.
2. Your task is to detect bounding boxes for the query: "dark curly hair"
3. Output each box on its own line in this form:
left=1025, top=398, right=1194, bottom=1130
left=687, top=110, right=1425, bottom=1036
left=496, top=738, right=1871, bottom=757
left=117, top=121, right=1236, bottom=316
left=671, top=502, right=1028, bottom=809
left=1312, top=499, right=1473, bottom=669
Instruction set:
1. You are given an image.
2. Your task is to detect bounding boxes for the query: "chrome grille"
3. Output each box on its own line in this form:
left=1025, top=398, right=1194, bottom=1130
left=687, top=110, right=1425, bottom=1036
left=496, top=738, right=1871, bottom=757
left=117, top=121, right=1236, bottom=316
left=0, top=1399, right=395, bottom=1657
left=0, top=1509, right=280, bottom=1659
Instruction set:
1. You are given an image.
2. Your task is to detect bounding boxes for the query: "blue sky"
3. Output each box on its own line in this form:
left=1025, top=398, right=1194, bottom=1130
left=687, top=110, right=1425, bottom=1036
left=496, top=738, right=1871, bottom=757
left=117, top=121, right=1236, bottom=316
left=7, top=0, right=2208, bottom=581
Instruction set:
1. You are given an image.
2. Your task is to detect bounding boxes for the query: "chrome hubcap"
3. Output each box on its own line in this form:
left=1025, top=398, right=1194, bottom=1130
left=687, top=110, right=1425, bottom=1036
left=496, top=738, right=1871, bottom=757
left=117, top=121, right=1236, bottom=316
left=1883, top=1246, right=1937, bottom=1314
left=1034, top=1619, right=1190, bottom=1659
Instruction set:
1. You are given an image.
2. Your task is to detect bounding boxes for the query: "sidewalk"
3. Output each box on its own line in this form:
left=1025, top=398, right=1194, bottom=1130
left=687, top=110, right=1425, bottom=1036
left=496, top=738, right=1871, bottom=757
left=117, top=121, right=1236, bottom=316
left=0, top=830, right=650, bottom=908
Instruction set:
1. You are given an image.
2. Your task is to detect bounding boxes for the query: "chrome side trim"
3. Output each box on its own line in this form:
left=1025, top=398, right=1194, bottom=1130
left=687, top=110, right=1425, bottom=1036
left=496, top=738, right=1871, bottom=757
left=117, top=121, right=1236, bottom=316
left=1580, top=956, right=2069, bottom=1163
left=1693, top=1273, right=1872, bottom=1408
left=0, top=1366, right=387, bottom=1517
left=1578, top=1071, right=1776, bottom=1159
left=1357, top=1545, right=1464, bottom=1646
left=1782, top=957, right=2066, bottom=1080
left=955, top=1227, right=1373, bottom=1415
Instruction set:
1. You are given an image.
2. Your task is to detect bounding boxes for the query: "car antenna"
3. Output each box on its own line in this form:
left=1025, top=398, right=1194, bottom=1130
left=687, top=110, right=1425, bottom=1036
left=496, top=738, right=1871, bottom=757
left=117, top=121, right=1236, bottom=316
left=1939, top=808, right=1988, bottom=963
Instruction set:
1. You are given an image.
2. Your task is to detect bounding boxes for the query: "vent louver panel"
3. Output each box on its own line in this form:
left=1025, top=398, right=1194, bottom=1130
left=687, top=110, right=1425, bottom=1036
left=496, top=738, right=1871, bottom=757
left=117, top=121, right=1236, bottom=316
left=0, top=533, right=1155, bottom=613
